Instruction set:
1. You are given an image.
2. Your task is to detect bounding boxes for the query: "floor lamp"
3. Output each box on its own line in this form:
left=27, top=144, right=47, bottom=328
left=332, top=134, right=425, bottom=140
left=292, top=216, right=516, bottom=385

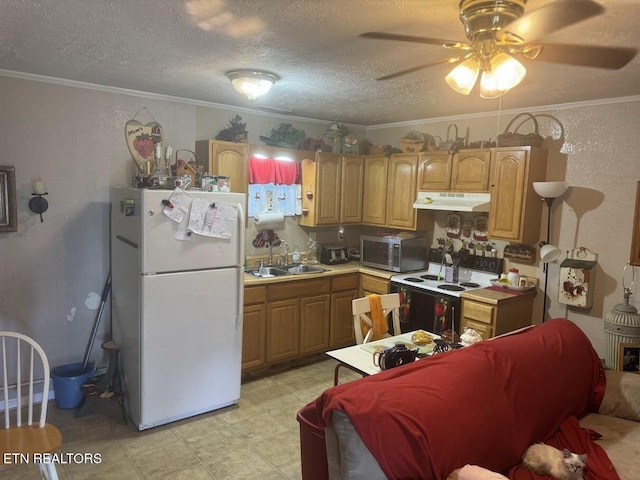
left=533, top=181, right=569, bottom=322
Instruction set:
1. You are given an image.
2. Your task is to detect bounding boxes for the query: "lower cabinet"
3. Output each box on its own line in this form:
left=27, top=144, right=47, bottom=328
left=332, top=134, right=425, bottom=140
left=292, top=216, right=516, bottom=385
left=330, top=274, right=360, bottom=348
left=360, top=273, right=390, bottom=296
left=460, top=290, right=536, bottom=340
left=242, top=286, right=267, bottom=370
left=242, top=273, right=362, bottom=374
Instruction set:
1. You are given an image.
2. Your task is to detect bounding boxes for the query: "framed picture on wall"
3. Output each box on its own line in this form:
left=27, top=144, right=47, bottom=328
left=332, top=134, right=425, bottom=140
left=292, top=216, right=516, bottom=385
left=630, top=181, right=640, bottom=266
left=0, top=166, right=17, bottom=233
left=618, top=342, right=640, bottom=373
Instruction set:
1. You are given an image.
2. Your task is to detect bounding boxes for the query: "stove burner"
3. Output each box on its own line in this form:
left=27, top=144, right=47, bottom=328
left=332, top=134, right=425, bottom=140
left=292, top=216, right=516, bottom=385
left=437, top=284, right=465, bottom=292
left=459, top=282, right=480, bottom=288
left=403, top=277, right=424, bottom=283
left=420, top=274, right=440, bottom=281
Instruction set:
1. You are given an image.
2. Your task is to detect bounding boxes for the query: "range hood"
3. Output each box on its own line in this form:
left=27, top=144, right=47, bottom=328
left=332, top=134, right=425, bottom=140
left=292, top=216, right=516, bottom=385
left=413, top=191, right=491, bottom=212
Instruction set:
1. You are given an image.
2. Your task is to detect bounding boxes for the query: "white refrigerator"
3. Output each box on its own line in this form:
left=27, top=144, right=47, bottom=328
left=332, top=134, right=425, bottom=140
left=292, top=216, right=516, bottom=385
left=110, top=187, right=246, bottom=430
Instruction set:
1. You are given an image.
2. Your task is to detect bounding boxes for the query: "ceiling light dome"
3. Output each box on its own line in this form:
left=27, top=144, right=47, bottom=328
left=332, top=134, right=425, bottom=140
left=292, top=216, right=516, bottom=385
left=227, top=70, right=279, bottom=101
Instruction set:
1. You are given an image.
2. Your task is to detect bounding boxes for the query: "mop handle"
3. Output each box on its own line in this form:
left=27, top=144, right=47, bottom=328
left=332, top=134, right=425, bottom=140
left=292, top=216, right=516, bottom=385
left=82, top=272, right=111, bottom=373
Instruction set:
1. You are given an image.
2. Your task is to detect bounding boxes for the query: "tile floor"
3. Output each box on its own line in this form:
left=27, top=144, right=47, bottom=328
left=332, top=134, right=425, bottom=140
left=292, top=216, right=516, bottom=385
left=4, top=359, right=361, bottom=480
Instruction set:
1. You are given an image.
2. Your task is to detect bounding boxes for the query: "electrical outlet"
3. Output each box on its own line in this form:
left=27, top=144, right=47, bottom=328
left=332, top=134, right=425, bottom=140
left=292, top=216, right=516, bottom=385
left=338, top=226, right=344, bottom=240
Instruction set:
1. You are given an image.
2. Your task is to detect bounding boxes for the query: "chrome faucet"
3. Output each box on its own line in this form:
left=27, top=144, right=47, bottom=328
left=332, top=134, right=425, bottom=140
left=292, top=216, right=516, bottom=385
left=278, top=240, right=290, bottom=266
left=267, top=243, right=274, bottom=266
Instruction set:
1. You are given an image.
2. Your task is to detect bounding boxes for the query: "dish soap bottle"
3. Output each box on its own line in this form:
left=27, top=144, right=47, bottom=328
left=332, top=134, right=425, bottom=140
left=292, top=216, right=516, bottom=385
left=292, top=244, right=301, bottom=264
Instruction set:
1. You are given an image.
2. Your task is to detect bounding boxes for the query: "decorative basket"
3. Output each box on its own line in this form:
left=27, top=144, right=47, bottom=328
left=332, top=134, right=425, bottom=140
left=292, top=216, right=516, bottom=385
left=369, top=144, right=391, bottom=155
left=497, top=113, right=544, bottom=147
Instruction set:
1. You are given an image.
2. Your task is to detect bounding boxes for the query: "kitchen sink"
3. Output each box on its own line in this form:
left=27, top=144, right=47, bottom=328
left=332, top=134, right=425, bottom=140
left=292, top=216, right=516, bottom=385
left=244, top=266, right=290, bottom=278
left=287, top=265, right=326, bottom=274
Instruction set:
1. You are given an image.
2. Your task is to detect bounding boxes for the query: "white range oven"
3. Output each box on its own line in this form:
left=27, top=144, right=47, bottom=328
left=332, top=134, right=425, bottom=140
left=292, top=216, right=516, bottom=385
left=390, top=249, right=503, bottom=336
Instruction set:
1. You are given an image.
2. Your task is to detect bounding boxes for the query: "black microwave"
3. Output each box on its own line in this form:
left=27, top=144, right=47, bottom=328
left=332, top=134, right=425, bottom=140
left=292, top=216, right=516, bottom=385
left=360, top=235, right=427, bottom=272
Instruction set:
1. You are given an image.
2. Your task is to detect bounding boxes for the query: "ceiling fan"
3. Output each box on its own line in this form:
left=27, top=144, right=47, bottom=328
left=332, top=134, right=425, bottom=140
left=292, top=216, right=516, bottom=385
left=360, top=0, right=637, bottom=98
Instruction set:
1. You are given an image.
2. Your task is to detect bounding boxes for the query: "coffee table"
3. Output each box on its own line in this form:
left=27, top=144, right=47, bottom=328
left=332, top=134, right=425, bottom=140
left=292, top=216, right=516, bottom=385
left=326, top=331, right=440, bottom=385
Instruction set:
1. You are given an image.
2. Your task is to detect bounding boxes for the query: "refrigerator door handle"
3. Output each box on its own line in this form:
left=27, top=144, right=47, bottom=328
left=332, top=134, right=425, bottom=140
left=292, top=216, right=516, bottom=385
left=236, top=201, right=245, bottom=330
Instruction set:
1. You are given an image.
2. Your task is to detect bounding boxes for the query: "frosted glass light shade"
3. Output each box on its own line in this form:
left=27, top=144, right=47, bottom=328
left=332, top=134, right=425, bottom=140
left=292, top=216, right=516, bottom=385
left=540, top=243, right=562, bottom=263
left=445, top=57, right=481, bottom=95
left=533, top=181, right=569, bottom=199
left=479, top=53, right=526, bottom=99
left=227, top=70, right=279, bottom=101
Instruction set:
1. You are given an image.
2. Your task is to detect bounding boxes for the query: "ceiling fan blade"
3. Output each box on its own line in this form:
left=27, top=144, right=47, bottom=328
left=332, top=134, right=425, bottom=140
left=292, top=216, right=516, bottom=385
left=523, top=43, right=637, bottom=70
left=360, top=32, right=468, bottom=49
left=376, top=57, right=460, bottom=81
left=499, top=0, right=604, bottom=43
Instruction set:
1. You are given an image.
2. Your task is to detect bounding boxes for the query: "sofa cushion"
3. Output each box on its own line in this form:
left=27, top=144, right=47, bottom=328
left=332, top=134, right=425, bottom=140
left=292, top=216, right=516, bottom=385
left=599, top=369, right=640, bottom=422
left=316, top=319, right=605, bottom=479
left=580, top=412, right=640, bottom=479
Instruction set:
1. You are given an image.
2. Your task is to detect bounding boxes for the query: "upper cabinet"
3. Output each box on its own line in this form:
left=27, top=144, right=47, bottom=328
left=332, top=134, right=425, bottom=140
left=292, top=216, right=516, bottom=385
left=451, top=149, right=492, bottom=191
left=417, top=150, right=491, bottom=192
left=488, top=147, right=548, bottom=244
left=195, top=140, right=248, bottom=194
left=417, top=152, right=452, bottom=191
left=362, top=153, right=432, bottom=231
left=299, top=153, right=342, bottom=226
left=386, top=154, right=419, bottom=229
left=362, top=155, right=389, bottom=226
left=340, top=155, right=365, bottom=224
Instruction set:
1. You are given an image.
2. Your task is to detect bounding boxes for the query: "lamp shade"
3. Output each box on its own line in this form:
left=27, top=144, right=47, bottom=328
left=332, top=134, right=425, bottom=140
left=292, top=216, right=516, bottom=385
left=445, top=57, right=481, bottom=96
left=227, top=70, right=279, bottom=101
left=540, top=243, right=562, bottom=263
left=479, top=53, right=526, bottom=99
left=533, top=181, right=569, bottom=199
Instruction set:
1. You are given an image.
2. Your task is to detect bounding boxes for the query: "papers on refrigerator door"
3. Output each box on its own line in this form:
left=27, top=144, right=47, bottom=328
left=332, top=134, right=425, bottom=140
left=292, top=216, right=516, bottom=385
left=162, top=189, right=192, bottom=224
left=187, top=198, right=237, bottom=239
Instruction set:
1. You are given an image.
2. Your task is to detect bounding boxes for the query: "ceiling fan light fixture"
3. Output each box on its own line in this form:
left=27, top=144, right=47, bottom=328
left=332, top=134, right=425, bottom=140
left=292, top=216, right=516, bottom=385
left=479, top=52, right=526, bottom=98
left=445, top=57, right=481, bottom=95
left=227, top=70, right=279, bottom=101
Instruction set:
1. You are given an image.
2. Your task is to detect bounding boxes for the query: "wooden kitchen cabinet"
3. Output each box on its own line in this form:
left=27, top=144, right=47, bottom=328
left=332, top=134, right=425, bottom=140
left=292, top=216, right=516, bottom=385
left=265, top=278, right=331, bottom=363
left=451, top=149, right=492, bottom=191
left=242, top=286, right=267, bottom=371
left=417, top=152, right=452, bottom=191
left=299, top=153, right=365, bottom=226
left=488, top=147, right=547, bottom=244
left=362, top=155, right=389, bottom=225
left=460, top=289, right=536, bottom=340
left=266, top=299, right=300, bottom=363
left=386, top=153, right=419, bottom=229
left=195, top=140, right=248, bottom=194
left=300, top=294, right=331, bottom=354
left=340, top=155, right=365, bottom=223
left=330, top=274, right=359, bottom=348
left=360, top=273, right=390, bottom=296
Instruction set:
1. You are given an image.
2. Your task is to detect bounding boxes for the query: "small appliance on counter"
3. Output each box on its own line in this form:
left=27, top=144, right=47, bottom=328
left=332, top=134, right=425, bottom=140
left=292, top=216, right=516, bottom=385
left=319, top=242, right=350, bottom=265
left=360, top=235, right=428, bottom=272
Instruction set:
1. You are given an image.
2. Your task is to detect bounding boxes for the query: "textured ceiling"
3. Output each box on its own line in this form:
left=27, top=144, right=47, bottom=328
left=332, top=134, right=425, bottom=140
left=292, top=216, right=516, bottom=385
left=0, top=0, right=638, bottom=126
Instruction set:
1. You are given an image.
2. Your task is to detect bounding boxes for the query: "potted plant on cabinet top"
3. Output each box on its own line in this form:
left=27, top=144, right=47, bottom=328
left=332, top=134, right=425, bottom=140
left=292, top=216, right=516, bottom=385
left=215, top=114, right=249, bottom=143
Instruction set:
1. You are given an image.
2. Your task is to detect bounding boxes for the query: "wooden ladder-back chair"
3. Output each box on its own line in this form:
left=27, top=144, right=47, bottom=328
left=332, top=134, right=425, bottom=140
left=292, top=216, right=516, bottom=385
left=0, top=331, right=62, bottom=479
left=352, top=293, right=402, bottom=344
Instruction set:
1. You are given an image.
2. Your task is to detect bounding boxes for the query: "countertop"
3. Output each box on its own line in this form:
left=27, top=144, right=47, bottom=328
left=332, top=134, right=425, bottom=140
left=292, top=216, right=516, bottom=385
left=460, top=286, right=537, bottom=303
left=243, top=261, right=396, bottom=286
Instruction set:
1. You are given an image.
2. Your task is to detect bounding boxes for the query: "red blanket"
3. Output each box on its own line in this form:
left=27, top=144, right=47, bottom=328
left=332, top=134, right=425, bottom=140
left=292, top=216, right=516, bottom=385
left=316, top=319, right=606, bottom=479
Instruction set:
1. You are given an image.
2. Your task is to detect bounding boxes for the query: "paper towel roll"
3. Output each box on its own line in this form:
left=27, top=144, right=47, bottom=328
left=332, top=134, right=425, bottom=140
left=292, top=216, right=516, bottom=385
left=254, top=212, right=285, bottom=226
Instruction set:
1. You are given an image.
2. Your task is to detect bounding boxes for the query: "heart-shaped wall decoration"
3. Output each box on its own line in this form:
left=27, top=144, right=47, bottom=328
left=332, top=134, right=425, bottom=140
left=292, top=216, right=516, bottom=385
left=125, top=119, right=163, bottom=169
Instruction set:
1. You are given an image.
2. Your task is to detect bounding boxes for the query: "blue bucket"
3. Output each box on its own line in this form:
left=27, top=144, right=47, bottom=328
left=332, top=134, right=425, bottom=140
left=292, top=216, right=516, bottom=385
left=51, top=362, right=96, bottom=409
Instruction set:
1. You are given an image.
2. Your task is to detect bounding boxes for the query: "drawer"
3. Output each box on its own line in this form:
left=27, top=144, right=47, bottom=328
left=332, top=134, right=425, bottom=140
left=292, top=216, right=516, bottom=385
left=462, top=319, right=494, bottom=340
left=244, top=286, right=266, bottom=305
left=331, top=274, right=359, bottom=292
left=360, top=274, right=389, bottom=295
left=268, top=278, right=331, bottom=301
left=462, top=300, right=495, bottom=325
